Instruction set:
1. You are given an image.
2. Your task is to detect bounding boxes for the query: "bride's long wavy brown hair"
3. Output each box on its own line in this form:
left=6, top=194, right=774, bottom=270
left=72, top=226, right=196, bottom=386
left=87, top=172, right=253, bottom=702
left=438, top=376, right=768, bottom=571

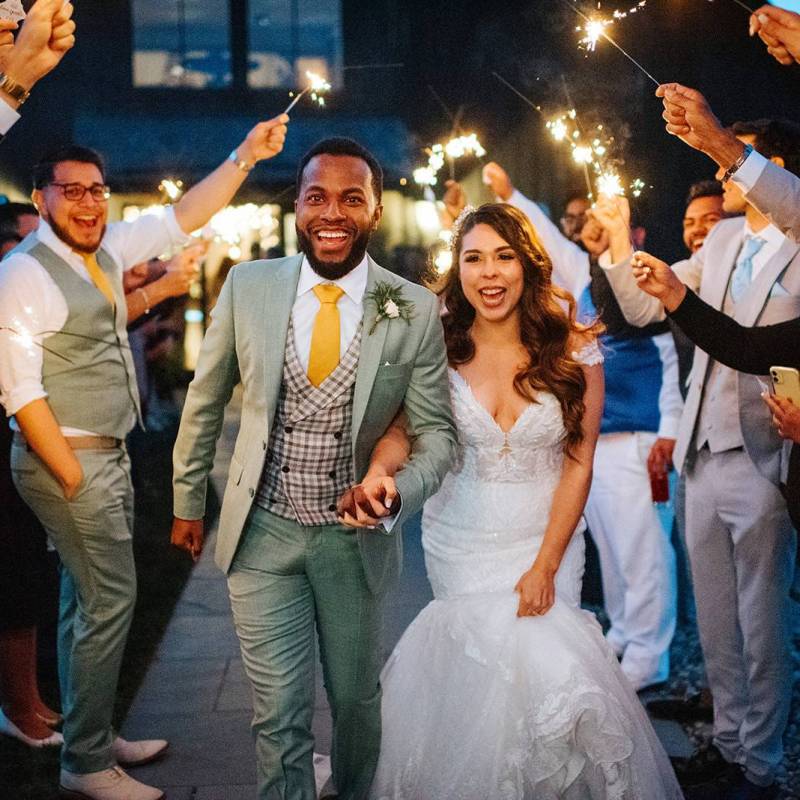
left=434, top=203, right=603, bottom=457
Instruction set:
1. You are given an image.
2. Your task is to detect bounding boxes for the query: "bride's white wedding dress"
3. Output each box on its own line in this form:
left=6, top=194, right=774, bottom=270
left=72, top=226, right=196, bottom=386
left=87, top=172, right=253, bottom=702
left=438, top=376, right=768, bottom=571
left=370, top=356, right=683, bottom=800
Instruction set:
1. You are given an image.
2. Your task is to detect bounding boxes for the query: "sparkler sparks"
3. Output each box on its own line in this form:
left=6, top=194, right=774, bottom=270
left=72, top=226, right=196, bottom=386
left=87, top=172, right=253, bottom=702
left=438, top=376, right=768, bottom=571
left=284, top=71, right=332, bottom=114
left=597, top=170, right=625, bottom=197
left=413, top=136, right=486, bottom=187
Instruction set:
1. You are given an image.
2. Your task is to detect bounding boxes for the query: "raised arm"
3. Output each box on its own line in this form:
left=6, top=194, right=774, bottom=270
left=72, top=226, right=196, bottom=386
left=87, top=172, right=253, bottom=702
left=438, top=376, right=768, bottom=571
left=515, top=358, right=603, bottom=617
left=172, top=115, right=288, bottom=235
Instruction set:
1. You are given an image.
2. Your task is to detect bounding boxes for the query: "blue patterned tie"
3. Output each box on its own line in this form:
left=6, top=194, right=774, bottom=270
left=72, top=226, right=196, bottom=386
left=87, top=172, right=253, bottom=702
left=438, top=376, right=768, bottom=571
left=730, top=236, right=766, bottom=303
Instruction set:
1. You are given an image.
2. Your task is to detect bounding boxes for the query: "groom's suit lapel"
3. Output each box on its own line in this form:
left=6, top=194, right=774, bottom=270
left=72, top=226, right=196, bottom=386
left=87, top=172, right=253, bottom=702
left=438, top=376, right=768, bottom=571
left=263, top=254, right=303, bottom=428
left=352, top=258, right=390, bottom=446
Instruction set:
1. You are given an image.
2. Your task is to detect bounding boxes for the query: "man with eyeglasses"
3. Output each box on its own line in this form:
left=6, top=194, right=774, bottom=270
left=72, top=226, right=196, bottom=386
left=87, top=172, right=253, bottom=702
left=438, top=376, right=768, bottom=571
left=559, top=192, right=590, bottom=245
left=0, top=117, right=287, bottom=800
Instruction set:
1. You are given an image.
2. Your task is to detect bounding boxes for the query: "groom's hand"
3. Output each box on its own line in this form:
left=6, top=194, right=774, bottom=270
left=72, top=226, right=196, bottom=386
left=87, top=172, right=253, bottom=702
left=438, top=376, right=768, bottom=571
left=337, top=477, right=399, bottom=529
left=171, top=517, right=205, bottom=562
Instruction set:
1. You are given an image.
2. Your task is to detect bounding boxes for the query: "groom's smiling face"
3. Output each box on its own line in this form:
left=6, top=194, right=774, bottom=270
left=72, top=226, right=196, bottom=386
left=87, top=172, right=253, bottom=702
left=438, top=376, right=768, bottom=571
left=295, top=154, right=383, bottom=280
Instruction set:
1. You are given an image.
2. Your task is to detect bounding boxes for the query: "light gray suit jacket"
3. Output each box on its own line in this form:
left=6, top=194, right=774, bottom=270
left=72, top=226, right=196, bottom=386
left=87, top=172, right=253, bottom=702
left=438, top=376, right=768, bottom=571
left=173, top=254, right=457, bottom=593
left=600, top=217, right=800, bottom=484
left=745, top=160, right=800, bottom=244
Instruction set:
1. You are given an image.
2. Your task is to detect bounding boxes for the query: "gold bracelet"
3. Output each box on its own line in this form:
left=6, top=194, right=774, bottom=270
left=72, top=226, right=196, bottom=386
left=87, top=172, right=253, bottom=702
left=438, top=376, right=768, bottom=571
left=137, top=287, right=151, bottom=314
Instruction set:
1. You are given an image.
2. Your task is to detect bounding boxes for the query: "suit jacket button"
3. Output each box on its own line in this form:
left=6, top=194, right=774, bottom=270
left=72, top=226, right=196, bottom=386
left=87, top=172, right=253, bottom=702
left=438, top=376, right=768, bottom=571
left=285, top=426, right=293, bottom=434
left=329, top=470, right=336, bottom=478
left=248, top=488, right=255, bottom=498
left=333, top=431, right=342, bottom=440
left=282, top=465, right=290, bottom=473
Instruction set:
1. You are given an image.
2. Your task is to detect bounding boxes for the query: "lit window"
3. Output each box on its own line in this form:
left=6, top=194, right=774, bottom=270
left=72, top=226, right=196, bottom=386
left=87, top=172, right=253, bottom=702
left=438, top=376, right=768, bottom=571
left=248, top=0, right=342, bottom=90
left=132, top=0, right=232, bottom=88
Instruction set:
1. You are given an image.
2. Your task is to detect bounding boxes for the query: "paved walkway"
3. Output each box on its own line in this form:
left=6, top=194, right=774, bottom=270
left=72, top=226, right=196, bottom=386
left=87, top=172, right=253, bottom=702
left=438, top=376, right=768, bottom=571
left=121, top=392, right=691, bottom=799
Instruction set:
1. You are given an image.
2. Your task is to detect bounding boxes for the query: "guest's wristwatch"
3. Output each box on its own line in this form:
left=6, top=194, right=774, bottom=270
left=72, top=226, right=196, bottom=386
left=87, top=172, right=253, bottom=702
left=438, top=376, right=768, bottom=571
left=228, top=149, right=255, bottom=173
left=721, top=143, right=754, bottom=184
left=0, top=73, right=30, bottom=106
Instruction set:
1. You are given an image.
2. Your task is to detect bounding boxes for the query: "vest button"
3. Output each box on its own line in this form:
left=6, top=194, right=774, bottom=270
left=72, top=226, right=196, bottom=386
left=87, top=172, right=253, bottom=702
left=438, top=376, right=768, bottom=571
left=282, top=466, right=290, bottom=473
left=285, top=426, right=293, bottom=434
left=328, top=504, right=337, bottom=512
left=329, top=470, right=336, bottom=478
left=333, top=431, right=342, bottom=440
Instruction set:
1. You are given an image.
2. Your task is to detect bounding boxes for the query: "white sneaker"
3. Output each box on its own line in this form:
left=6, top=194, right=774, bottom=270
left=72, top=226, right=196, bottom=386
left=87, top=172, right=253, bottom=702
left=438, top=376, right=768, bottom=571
left=112, top=735, right=169, bottom=767
left=59, top=766, right=164, bottom=800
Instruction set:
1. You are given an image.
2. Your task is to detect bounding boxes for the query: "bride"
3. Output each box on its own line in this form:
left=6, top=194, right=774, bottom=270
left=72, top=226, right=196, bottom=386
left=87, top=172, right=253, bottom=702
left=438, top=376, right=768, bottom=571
left=340, top=203, right=683, bottom=799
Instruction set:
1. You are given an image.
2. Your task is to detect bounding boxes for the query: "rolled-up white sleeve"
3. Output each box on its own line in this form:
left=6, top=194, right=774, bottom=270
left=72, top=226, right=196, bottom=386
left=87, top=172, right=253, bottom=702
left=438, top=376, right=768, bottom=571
left=653, top=332, right=683, bottom=440
left=0, top=255, right=66, bottom=415
left=0, top=97, right=20, bottom=136
left=102, top=206, right=192, bottom=272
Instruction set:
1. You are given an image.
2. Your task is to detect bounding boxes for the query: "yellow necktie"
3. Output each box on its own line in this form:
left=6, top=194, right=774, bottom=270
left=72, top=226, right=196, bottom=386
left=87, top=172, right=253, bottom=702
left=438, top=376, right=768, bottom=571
left=82, top=253, right=116, bottom=308
left=308, top=284, right=344, bottom=387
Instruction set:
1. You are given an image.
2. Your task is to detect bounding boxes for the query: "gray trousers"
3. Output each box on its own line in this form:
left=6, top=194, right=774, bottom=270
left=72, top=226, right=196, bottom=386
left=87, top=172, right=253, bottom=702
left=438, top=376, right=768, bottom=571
left=227, top=506, right=384, bottom=800
left=11, top=441, right=136, bottom=774
left=686, top=446, right=796, bottom=784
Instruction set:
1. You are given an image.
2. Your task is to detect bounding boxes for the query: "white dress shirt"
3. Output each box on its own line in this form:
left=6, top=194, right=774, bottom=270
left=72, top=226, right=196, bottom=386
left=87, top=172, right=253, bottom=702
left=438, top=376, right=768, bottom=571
left=0, top=97, right=20, bottom=135
left=291, top=255, right=368, bottom=371
left=0, top=209, right=191, bottom=433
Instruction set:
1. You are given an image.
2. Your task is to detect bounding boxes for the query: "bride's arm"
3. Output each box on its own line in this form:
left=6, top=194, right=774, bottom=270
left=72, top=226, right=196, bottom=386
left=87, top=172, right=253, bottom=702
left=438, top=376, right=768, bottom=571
left=337, top=411, right=412, bottom=528
left=515, top=360, right=604, bottom=616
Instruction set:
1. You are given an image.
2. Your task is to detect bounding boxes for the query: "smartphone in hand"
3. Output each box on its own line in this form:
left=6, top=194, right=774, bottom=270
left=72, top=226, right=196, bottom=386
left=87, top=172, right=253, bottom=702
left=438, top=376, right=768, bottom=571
left=770, top=366, right=800, bottom=406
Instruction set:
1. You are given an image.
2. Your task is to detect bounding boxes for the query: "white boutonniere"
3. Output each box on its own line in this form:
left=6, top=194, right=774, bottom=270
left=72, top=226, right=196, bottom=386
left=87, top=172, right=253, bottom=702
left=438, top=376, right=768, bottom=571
left=366, top=282, right=415, bottom=335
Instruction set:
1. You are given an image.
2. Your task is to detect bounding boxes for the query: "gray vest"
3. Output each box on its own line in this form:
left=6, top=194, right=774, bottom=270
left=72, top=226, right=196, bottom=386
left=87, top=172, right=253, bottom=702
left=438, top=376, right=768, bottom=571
left=256, top=320, right=362, bottom=526
left=18, top=237, right=141, bottom=437
left=695, top=264, right=746, bottom=454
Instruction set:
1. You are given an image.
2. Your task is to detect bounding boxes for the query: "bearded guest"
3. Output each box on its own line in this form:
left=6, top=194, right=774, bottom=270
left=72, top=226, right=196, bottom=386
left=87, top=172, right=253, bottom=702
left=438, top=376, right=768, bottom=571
left=0, top=113, right=288, bottom=800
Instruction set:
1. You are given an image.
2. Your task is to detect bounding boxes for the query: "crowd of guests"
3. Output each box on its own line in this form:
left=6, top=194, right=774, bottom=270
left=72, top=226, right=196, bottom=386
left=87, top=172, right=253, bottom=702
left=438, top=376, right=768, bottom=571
left=0, top=1, right=798, bottom=799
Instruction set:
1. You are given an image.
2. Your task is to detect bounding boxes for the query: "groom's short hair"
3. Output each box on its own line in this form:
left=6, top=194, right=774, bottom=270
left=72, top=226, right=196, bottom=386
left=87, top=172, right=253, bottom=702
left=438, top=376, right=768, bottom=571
left=296, top=137, right=383, bottom=203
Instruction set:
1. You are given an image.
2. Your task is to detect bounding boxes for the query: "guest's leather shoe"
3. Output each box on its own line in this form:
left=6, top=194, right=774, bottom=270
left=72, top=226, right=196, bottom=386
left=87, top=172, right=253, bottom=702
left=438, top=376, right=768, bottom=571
left=648, top=688, right=714, bottom=723
left=671, top=742, right=734, bottom=787
left=60, top=766, right=164, bottom=800
left=112, top=736, right=169, bottom=767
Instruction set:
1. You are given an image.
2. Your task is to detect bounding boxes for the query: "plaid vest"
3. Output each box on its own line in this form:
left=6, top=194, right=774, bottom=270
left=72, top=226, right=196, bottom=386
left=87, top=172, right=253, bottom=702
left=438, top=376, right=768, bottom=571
left=255, top=320, right=362, bottom=526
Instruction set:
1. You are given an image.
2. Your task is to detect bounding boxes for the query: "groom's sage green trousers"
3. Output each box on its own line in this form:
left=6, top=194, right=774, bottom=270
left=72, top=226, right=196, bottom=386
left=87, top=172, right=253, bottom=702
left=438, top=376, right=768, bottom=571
left=228, top=506, right=384, bottom=800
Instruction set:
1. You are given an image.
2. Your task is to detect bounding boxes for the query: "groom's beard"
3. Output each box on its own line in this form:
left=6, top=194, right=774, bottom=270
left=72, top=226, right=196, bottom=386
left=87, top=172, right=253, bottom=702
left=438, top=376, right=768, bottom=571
left=296, top=226, right=371, bottom=281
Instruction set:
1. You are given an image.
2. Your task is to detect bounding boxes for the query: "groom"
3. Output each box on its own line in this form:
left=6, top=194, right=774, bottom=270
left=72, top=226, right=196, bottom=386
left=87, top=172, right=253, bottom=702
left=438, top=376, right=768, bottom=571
left=171, top=137, right=456, bottom=799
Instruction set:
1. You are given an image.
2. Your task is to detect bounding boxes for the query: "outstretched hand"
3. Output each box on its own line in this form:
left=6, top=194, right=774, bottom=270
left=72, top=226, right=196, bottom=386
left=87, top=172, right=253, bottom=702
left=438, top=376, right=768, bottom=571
left=750, top=5, right=800, bottom=65
left=631, top=251, right=687, bottom=312
left=337, top=476, right=400, bottom=529
left=482, top=162, right=514, bottom=202
left=236, top=114, right=290, bottom=165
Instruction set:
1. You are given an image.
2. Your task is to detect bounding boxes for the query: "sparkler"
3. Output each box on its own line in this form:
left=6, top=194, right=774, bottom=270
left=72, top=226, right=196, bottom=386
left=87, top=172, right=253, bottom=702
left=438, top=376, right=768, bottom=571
left=284, top=71, right=331, bottom=114
left=412, top=136, right=486, bottom=187
left=564, top=0, right=661, bottom=87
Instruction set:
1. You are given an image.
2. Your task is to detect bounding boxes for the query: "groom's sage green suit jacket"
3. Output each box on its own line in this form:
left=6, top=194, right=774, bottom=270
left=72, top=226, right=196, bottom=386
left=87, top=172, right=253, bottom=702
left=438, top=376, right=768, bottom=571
left=173, top=254, right=457, bottom=593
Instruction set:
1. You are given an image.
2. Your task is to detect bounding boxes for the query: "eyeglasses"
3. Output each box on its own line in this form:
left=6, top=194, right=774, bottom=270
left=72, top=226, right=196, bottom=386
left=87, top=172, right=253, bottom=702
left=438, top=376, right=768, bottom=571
left=48, top=182, right=111, bottom=202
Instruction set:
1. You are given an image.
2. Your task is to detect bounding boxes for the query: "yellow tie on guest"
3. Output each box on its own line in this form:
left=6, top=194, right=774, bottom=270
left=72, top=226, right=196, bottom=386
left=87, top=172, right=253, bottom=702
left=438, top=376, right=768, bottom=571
left=82, top=253, right=116, bottom=309
left=308, top=284, right=345, bottom=387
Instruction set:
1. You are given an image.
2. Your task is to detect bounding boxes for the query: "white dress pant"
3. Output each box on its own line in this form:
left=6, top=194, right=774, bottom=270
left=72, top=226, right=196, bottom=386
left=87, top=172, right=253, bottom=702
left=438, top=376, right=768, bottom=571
left=584, top=431, right=677, bottom=690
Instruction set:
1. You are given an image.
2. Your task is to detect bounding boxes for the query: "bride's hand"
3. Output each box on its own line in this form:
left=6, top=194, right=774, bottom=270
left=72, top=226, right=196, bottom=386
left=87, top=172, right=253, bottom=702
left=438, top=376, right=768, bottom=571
left=514, top=561, right=557, bottom=617
left=337, top=476, right=399, bottom=529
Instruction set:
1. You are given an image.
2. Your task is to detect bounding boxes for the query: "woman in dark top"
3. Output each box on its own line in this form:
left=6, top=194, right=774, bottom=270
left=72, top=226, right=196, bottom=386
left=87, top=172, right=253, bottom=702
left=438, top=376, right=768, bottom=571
left=630, top=251, right=799, bottom=527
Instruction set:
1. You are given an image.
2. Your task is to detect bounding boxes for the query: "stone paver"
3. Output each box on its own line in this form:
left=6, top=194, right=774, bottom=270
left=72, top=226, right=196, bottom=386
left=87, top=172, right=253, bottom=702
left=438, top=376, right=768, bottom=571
left=122, top=390, right=691, bottom=797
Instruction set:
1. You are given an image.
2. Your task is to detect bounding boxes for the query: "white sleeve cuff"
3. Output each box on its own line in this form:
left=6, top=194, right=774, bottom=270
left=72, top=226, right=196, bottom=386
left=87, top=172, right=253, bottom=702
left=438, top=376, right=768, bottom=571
left=733, top=149, right=768, bottom=194
left=657, top=416, right=680, bottom=440
left=3, top=386, right=47, bottom=417
left=0, top=97, right=20, bottom=135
